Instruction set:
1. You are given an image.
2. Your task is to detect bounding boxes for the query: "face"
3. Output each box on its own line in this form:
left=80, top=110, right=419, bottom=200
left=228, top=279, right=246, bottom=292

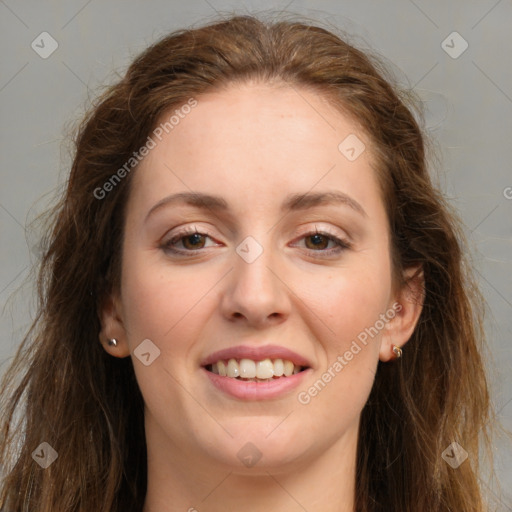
left=102, top=82, right=417, bottom=474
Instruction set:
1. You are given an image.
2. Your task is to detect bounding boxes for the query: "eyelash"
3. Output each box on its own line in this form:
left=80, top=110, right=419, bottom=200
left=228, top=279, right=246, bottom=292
left=162, top=226, right=351, bottom=258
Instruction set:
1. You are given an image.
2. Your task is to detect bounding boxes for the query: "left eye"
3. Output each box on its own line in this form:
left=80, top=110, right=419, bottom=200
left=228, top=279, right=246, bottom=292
left=297, top=232, right=350, bottom=253
left=162, top=228, right=351, bottom=256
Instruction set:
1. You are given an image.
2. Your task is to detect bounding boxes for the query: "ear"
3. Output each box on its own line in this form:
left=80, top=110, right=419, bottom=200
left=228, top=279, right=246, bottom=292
left=379, top=265, right=425, bottom=362
left=97, top=290, right=131, bottom=358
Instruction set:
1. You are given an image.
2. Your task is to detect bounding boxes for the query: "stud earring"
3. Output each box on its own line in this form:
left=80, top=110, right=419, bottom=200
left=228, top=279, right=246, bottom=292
left=392, top=344, right=402, bottom=359
left=108, top=338, right=118, bottom=347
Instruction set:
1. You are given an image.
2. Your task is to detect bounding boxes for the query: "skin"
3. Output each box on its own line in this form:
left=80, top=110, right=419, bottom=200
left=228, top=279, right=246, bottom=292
left=99, top=82, right=423, bottom=512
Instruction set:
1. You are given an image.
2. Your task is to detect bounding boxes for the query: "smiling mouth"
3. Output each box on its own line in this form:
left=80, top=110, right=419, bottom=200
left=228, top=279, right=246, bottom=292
left=204, top=358, right=308, bottom=382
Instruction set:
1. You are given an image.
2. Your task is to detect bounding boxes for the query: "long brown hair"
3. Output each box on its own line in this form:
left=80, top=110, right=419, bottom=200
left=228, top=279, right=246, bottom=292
left=0, top=13, right=506, bottom=511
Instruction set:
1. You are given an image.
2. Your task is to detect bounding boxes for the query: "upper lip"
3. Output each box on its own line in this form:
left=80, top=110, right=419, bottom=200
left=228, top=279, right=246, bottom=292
left=200, top=344, right=312, bottom=368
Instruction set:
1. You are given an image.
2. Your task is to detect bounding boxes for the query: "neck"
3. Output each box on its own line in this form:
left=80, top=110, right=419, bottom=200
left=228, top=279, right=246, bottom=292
left=142, top=413, right=358, bottom=512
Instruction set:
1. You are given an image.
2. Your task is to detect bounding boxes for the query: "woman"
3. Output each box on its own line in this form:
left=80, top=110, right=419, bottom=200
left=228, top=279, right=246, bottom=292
left=0, top=13, right=503, bottom=511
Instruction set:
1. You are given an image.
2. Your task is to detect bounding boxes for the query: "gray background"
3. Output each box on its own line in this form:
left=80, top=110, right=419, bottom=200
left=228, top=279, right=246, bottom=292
left=0, top=0, right=510, bottom=507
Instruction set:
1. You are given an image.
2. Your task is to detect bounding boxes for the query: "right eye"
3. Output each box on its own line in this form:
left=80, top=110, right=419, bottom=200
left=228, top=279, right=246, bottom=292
left=161, top=227, right=220, bottom=255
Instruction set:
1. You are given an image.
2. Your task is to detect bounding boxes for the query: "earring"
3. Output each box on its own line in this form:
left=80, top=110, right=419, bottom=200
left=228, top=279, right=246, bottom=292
left=108, top=338, right=118, bottom=347
left=392, top=344, right=402, bottom=359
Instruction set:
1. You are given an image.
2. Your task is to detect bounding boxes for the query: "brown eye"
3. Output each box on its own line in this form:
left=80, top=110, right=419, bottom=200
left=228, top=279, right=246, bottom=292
left=180, top=233, right=207, bottom=250
left=294, top=230, right=351, bottom=258
left=304, top=233, right=330, bottom=250
left=162, top=228, right=217, bottom=255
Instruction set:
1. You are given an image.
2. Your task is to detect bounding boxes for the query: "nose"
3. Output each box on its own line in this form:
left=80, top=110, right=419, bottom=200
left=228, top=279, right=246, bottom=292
left=219, top=236, right=291, bottom=328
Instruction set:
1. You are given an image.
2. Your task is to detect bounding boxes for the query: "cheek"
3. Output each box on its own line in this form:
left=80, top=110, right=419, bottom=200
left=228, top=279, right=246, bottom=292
left=119, top=252, right=209, bottom=407
left=120, top=248, right=202, bottom=348
left=296, top=264, right=389, bottom=427
left=310, top=258, right=392, bottom=349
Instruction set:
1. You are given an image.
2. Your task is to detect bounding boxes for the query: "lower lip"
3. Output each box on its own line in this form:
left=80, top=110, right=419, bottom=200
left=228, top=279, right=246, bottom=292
left=201, top=367, right=312, bottom=400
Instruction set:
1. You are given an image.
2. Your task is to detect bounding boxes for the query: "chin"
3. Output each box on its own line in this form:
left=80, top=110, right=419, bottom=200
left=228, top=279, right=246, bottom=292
left=199, top=422, right=308, bottom=470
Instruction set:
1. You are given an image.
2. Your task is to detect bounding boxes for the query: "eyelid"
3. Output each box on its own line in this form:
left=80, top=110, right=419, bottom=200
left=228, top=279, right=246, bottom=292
left=290, top=226, right=352, bottom=254
left=294, top=223, right=349, bottom=240
left=162, top=223, right=352, bottom=256
left=164, top=225, right=218, bottom=246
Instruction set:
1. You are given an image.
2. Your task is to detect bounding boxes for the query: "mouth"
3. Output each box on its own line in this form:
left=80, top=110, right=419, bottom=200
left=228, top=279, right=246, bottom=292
left=203, top=357, right=309, bottom=382
left=200, top=345, right=312, bottom=399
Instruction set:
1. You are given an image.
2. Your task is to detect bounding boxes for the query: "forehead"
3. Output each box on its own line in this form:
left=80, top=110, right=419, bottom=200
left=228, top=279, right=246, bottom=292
left=128, top=83, right=383, bottom=219
left=152, top=82, right=364, bottom=160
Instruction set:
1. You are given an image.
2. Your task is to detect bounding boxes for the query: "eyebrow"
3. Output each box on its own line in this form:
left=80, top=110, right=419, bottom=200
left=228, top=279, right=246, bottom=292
left=145, top=190, right=367, bottom=223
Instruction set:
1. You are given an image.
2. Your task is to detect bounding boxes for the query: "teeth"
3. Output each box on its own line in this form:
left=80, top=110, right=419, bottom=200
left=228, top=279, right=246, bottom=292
left=217, top=360, right=227, bottom=377
left=283, top=360, right=294, bottom=377
left=209, top=358, right=304, bottom=379
left=227, top=358, right=239, bottom=378
left=256, top=359, right=274, bottom=379
left=239, top=359, right=256, bottom=378
left=273, top=358, right=284, bottom=377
